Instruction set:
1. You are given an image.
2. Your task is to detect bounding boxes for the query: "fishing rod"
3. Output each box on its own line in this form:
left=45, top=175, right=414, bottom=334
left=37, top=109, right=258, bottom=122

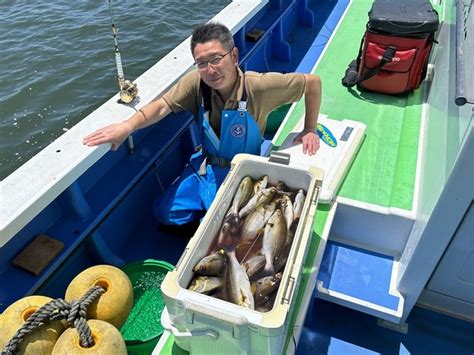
left=108, top=0, right=138, bottom=104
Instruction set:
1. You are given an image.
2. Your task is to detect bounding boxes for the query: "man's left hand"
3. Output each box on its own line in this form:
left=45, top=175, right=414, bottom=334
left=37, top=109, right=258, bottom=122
left=293, top=130, right=320, bottom=155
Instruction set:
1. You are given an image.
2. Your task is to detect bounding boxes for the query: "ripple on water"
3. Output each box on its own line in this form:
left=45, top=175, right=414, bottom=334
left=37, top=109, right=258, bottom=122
left=0, top=1, right=231, bottom=180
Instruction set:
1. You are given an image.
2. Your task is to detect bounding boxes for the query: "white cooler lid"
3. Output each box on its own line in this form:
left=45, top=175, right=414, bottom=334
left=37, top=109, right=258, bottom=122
left=276, top=114, right=366, bottom=204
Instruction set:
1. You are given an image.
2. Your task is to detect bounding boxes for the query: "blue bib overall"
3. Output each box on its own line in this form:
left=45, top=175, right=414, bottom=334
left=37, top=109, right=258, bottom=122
left=154, top=77, right=262, bottom=225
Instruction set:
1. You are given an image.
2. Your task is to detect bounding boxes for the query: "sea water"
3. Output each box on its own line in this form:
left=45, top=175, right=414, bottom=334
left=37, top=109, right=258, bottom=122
left=0, top=0, right=230, bottom=180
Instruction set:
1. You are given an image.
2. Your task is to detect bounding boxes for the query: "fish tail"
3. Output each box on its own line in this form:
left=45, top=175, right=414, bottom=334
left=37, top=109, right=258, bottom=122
left=224, top=212, right=240, bottom=228
left=263, top=261, right=275, bottom=276
left=224, top=244, right=236, bottom=253
left=290, top=218, right=299, bottom=234
left=217, top=230, right=226, bottom=247
left=226, top=205, right=238, bottom=219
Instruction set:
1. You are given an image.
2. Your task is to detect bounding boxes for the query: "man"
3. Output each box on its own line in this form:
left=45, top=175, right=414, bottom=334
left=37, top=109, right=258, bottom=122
left=83, top=22, right=321, bottom=226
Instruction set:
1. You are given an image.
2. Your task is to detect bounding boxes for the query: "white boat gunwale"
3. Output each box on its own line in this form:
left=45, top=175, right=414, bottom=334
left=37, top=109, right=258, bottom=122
left=0, top=0, right=269, bottom=248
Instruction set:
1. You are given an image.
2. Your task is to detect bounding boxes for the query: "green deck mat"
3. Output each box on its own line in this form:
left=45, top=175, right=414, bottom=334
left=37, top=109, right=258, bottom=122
left=276, top=0, right=423, bottom=211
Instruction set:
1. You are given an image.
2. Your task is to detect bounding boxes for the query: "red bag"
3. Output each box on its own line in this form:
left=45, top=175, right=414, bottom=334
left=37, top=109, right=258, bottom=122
left=357, top=31, right=435, bottom=94
left=341, top=0, right=439, bottom=95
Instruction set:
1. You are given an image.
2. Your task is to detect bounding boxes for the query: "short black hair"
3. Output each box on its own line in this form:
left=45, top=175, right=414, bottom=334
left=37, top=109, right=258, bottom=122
left=190, top=22, right=234, bottom=55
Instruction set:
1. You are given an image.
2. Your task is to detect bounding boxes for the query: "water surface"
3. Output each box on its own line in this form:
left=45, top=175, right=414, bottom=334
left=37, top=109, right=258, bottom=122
left=0, top=1, right=230, bottom=180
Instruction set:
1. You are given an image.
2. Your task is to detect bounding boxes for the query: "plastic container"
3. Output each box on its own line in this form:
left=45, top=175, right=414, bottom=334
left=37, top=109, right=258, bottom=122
left=161, top=153, right=324, bottom=355
left=120, top=259, right=174, bottom=355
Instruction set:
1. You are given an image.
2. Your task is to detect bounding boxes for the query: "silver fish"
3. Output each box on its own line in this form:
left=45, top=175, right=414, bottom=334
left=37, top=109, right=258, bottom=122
left=239, top=187, right=277, bottom=219
left=276, top=180, right=289, bottom=192
left=275, top=181, right=295, bottom=199
left=289, top=216, right=299, bottom=235
left=240, top=202, right=276, bottom=244
left=274, top=232, right=292, bottom=274
left=256, top=298, right=273, bottom=313
left=280, top=194, right=294, bottom=230
left=217, top=219, right=242, bottom=248
left=274, top=252, right=288, bottom=274
left=226, top=176, right=254, bottom=220
left=188, top=276, right=222, bottom=294
left=253, top=175, right=268, bottom=194
left=193, top=249, right=226, bottom=276
left=255, top=291, right=277, bottom=313
left=262, top=209, right=287, bottom=275
left=253, top=272, right=283, bottom=306
left=293, top=189, right=305, bottom=219
left=222, top=250, right=254, bottom=309
left=242, top=254, right=266, bottom=279
left=286, top=222, right=295, bottom=246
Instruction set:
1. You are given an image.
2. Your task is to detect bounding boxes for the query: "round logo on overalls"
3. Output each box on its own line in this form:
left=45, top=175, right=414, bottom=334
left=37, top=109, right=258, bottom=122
left=231, top=124, right=246, bottom=138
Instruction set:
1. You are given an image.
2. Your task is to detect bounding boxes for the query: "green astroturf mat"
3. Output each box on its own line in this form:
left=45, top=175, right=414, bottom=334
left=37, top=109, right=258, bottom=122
left=276, top=0, right=423, bottom=211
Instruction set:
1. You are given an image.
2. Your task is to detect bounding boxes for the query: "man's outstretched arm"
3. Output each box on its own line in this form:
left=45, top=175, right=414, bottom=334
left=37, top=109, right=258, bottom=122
left=82, top=97, right=172, bottom=150
left=293, top=74, right=322, bottom=155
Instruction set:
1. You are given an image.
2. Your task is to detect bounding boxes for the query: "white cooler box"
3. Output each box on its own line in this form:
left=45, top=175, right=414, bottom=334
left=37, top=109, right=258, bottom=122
left=160, top=153, right=324, bottom=355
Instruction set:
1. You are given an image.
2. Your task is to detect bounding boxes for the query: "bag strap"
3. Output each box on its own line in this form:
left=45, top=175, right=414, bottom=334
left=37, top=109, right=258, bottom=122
left=341, top=34, right=365, bottom=88
left=342, top=45, right=397, bottom=87
left=359, top=45, right=396, bottom=83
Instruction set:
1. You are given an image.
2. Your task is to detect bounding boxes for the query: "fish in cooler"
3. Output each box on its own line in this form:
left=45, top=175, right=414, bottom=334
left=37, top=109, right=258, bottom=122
left=262, top=209, right=287, bottom=276
left=239, top=201, right=276, bottom=244
left=241, top=254, right=266, bottom=280
left=225, top=175, right=254, bottom=225
left=216, top=219, right=242, bottom=247
left=293, top=189, right=305, bottom=220
left=255, top=293, right=277, bottom=313
left=253, top=272, right=283, bottom=306
left=279, top=194, right=295, bottom=230
left=274, top=230, right=293, bottom=274
left=188, top=276, right=223, bottom=294
left=239, top=187, right=277, bottom=219
left=193, top=249, right=226, bottom=276
left=276, top=180, right=289, bottom=192
left=221, top=249, right=254, bottom=310
left=253, top=175, right=268, bottom=194
left=187, top=175, right=307, bottom=312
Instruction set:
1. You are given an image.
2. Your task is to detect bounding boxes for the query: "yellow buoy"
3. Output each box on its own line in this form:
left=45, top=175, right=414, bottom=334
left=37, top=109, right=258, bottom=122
left=52, top=319, right=127, bottom=354
left=0, top=295, right=65, bottom=354
left=65, top=265, right=133, bottom=329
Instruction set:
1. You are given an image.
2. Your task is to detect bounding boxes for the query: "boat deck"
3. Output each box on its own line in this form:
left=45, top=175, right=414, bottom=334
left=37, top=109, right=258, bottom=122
left=154, top=0, right=462, bottom=353
left=297, top=298, right=474, bottom=354
left=275, top=0, right=422, bottom=211
left=269, top=0, right=416, bottom=329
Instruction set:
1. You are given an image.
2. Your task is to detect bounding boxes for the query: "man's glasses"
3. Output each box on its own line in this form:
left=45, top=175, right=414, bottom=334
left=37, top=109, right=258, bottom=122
left=194, top=51, right=231, bottom=70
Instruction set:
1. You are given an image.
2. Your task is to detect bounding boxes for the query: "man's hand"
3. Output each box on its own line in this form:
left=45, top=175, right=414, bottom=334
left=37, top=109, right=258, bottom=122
left=293, top=129, right=320, bottom=155
left=82, top=121, right=133, bottom=151
left=296, top=74, right=322, bottom=156
left=83, top=98, right=172, bottom=151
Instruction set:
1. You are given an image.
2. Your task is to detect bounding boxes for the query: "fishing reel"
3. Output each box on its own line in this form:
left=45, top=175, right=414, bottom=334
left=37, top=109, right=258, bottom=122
left=119, top=80, right=138, bottom=104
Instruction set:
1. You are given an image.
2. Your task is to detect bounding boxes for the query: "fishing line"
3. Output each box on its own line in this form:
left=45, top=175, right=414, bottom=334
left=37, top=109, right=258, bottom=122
left=108, top=0, right=138, bottom=104
left=107, top=0, right=138, bottom=154
left=240, top=229, right=262, bottom=265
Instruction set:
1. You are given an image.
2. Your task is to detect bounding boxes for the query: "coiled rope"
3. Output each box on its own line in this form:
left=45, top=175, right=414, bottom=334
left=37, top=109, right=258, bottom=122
left=2, top=286, right=105, bottom=354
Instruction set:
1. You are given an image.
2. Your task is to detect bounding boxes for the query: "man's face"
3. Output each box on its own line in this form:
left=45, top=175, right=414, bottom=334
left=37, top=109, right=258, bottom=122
left=193, top=40, right=238, bottom=92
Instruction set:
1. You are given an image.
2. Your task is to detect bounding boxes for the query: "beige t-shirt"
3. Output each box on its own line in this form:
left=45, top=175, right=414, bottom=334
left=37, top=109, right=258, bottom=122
left=162, top=68, right=306, bottom=135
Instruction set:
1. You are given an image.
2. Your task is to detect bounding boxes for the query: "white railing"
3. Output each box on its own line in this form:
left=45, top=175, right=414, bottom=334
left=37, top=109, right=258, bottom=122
left=0, top=1, right=267, bottom=247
